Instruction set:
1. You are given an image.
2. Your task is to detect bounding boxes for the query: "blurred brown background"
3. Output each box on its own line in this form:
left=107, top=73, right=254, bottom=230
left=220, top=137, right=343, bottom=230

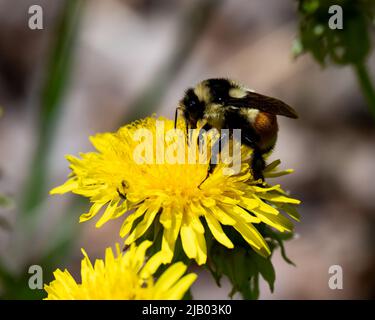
left=0, top=0, right=374, bottom=299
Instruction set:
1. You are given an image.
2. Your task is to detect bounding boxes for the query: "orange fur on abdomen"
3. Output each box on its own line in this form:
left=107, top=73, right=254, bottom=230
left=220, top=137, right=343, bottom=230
left=254, top=112, right=278, bottom=151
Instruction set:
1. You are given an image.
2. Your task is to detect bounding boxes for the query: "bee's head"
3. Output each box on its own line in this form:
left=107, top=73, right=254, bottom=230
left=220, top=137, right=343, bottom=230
left=179, top=78, right=246, bottom=127
left=179, top=88, right=205, bottom=127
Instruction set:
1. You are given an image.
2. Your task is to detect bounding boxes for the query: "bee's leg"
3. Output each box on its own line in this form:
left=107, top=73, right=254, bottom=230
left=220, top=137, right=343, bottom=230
left=197, top=123, right=212, bottom=143
left=175, top=107, right=189, bottom=143
left=251, top=149, right=265, bottom=181
left=242, top=135, right=264, bottom=182
left=198, top=127, right=225, bottom=188
left=208, top=130, right=230, bottom=174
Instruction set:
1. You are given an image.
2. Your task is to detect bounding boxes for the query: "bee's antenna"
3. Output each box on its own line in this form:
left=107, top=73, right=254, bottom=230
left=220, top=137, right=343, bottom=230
left=174, top=106, right=183, bottom=129
left=174, top=107, right=179, bottom=129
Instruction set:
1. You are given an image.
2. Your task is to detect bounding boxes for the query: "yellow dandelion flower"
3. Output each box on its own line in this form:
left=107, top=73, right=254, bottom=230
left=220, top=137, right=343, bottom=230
left=44, top=241, right=197, bottom=300
left=51, top=117, right=300, bottom=265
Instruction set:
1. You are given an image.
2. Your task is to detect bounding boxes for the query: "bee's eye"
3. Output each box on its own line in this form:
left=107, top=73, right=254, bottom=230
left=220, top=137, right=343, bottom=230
left=189, top=100, right=196, bottom=107
left=184, top=89, right=200, bottom=110
left=217, top=97, right=223, bottom=102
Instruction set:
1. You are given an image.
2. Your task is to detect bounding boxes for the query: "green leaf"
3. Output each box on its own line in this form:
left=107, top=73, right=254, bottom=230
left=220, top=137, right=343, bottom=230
left=264, top=228, right=296, bottom=266
left=295, top=0, right=374, bottom=66
left=294, top=0, right=375, bottom=119
left=205, top=220, right=298, bottom=299
left=254, top=254, right=276, bottom=292
left=207, top=243, right=268, bottom=299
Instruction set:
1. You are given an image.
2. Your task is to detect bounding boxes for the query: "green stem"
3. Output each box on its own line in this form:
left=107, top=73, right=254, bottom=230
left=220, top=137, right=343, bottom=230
left=20, top=0, right=83, bottom=216
left=0, top=2, right=85, bottom=299
left=354, top=62, right=375, bottom=120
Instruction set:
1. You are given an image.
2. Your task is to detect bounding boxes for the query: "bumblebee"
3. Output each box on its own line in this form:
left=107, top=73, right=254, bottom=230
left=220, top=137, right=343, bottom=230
left=176, top=78, right=298, bottom=180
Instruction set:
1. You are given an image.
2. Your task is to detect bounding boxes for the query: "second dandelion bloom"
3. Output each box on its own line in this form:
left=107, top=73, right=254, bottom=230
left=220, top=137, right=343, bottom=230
left=44, top=241, right=196, bottom=299
left=51, top=116, right=300, bottom=265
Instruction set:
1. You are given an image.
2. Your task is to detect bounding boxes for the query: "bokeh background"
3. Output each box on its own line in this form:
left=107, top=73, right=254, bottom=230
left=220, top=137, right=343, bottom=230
left=0, top=0, right=375, bottom=299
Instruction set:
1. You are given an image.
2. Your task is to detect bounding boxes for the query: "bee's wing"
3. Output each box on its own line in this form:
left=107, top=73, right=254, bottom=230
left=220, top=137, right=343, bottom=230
left=230, top=91, right=298, bottom=119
